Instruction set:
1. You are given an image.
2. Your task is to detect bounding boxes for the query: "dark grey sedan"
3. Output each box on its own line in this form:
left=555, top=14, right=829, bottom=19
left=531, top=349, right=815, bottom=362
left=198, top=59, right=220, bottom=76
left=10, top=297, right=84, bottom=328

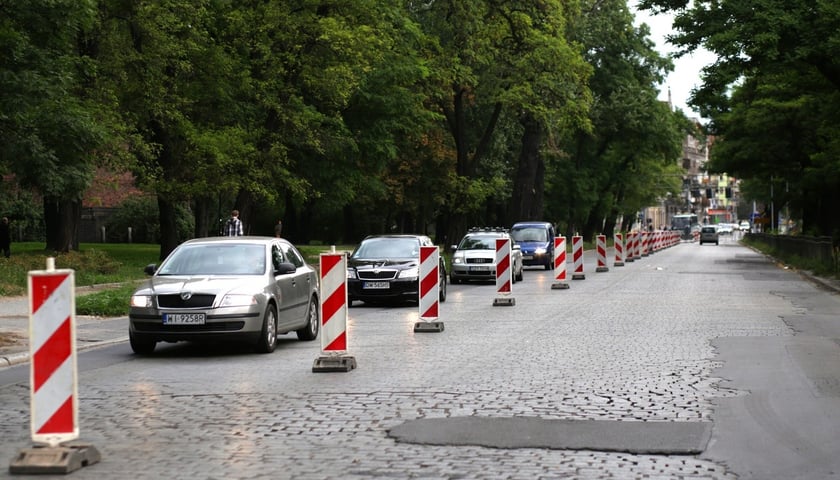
left=128, top=236, right=319, bottom=354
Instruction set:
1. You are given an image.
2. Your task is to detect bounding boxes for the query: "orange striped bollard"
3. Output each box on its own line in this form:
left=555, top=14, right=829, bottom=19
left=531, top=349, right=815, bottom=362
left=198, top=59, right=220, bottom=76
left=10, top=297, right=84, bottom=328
left=414, top=246, right=444, bottom=332
left=10, top=258, right=100, bottom=474
left=313, top=253, right=356, bottom=372
left=614, top=233, right=625, bottom=267
left=492, top=238, right=515, bottom=306
left=596, top=234, right=609, bottom=272
left=551, top=236, right=569, bottom=289
left=571, top=235, right=585, bottom=280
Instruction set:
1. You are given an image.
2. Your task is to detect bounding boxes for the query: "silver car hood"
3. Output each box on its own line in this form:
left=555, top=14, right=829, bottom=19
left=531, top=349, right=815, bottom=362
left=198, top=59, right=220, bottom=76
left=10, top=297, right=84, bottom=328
left=134, top=275, right=265, bottom=297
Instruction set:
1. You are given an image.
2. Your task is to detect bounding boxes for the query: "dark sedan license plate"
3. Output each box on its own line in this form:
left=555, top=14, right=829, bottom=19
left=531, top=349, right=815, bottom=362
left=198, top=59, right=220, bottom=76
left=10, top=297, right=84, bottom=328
left=163, top=313, right=206, bottom=325
left=363, top=281, right=390, bottom=289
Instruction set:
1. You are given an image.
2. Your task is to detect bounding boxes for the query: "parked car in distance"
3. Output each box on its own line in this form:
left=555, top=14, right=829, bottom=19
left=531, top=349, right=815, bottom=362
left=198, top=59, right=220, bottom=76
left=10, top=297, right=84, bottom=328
left=346, top=234, right=446, bottom=306
left=699, top=226, right=719, bottom=245
left=739, top=220, right=750, bottom=232
left=128, top=236, right=320, bottom=355
left=450, top=227, right=524, bottom=284
left=716, top=223, right=734, bottom=235
left=510, top=221, right=556, bottom=270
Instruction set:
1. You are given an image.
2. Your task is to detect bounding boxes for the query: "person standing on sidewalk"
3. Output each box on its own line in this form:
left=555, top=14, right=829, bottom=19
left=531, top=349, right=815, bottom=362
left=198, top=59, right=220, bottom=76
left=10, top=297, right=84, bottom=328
left=224, top=210, right=244, bottom=236
left=274, top=219, right=283, bottom=238
left=0, top=217, right=10, bottom=258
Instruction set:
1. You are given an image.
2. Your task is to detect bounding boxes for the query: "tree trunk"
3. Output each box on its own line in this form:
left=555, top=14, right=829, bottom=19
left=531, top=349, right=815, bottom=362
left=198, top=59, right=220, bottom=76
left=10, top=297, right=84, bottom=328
left=510, top=113, right=545, bottom=222
left=44, top=196, right=80, bottom=252
left=193, top=196, right=212, bottom=238
left=158, top=196, right=179, bottom=261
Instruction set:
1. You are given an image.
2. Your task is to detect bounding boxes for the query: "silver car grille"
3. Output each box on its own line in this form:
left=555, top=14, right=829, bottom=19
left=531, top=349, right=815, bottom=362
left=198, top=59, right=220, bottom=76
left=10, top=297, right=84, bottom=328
left=156, top=294, right=216, bottom=309
left=357, top=270, right=398, bottom=280
left=466, top=257, right=493, bottom=264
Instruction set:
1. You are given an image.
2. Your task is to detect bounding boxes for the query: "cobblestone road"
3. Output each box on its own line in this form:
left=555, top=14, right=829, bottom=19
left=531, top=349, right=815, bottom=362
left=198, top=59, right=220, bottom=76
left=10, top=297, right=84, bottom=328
left=0, top=239, right=819, bottom=479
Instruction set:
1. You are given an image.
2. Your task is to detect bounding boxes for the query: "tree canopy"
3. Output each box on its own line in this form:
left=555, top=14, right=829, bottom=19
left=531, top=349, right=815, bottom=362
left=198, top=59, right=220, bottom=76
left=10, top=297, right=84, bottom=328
left=2, top=0, right=700, bottom=254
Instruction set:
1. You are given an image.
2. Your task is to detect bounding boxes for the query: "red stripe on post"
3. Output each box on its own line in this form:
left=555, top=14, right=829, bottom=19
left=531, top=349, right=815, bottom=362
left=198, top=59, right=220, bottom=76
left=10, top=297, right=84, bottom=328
left=325, top=331, right=346, bottom=351
left=321, top=288, right=345, bottom=325
left=36, top=396, right=74, bottom=434
left=32, top=317, right=72, bottom=392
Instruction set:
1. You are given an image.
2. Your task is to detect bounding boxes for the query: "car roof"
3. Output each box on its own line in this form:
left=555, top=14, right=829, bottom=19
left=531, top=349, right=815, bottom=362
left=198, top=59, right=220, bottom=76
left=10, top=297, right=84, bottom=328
left=179, top=236, right=285, bottom=246
left=512, top=221, right=552, bottom=227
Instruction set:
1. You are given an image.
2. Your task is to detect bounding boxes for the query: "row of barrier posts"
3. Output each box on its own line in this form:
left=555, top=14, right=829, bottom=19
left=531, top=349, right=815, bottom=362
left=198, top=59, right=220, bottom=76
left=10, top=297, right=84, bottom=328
left=309, top=230, right=684, bottom=373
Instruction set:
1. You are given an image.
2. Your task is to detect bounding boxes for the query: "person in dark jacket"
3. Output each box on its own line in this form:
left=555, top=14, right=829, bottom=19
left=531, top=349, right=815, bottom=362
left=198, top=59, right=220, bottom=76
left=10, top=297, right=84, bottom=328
left=0, top=217, right=10, bottom=258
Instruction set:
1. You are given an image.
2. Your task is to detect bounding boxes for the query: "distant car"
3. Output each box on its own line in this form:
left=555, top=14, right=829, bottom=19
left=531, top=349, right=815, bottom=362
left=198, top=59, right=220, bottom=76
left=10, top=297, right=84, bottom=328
left=346, top=234, right=446, bottom=306
left=739, top=221, right=750, bottom=232
left=699, top=226, right=719, bottom=245
left=510, top=221, right=556, bottom=270
left=128, top=236, right=320, bottom=355
left=716, top=223, right=734, bottom=235
left=450, top=227, right=524, bottom=284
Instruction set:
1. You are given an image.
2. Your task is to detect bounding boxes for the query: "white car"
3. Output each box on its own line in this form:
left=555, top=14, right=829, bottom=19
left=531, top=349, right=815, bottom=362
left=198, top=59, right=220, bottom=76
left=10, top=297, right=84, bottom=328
left=716, top=223, right=734, bottom=235
left=450, top=227, right=524, bottom=284
left=739, top=221, right=750, bottom=232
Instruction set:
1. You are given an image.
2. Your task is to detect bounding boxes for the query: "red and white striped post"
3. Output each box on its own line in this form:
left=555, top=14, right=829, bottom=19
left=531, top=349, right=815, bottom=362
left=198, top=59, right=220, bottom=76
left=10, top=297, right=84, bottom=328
left=551, top=236, right=569, bottom=290
left=614, top=233, right=625, bottom=267
left=415, top=246, right=444, bottom=332
left=633, top=232, right=642, bottom=260
left=571, top=235, right=585, bottom=280
left=492, top=238, right=515, bottom=306
left=313, top=253, right=356, bottom=372
left=641, top=231, right=650, bottom=257
left=624, top=232, right=635, bottom=263
left=596, top=234, right=609, bottom=272
left=10, top=258, right=100, bottom=474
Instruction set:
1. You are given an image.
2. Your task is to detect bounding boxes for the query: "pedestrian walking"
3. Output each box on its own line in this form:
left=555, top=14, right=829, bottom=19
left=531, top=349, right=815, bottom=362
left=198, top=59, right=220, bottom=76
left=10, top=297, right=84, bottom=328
left=225, top=210, right=244, bottom=236
left=0, top=216, right=10, bottom=258
left=274, top=219, right=283, bottom=238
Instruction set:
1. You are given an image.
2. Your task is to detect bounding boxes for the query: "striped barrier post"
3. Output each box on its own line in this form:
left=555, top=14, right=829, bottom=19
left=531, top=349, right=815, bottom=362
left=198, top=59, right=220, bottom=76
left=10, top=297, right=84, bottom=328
left=10, top=258, right=100, bottom=474
left=634, top=232, right=643, bottom=260
left=492, top=238, right=515, bottom=306
left=313, top=253, right=356, bottom=372
left=551, top=236, right=569, bottom=290
left=596, top=234, right=609, bottom=272
left=641, top=232, right=650, bottom=257
left=415, top=246, right=444, bottom=332
left=625, top=232, right=635, bottom=263
left=614, top=233, right=625, bottom=267
left=571, top=235, right=585, bottom=280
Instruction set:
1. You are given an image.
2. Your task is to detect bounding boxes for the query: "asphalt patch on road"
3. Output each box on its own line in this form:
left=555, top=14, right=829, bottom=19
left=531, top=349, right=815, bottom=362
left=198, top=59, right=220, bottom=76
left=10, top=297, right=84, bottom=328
left=388, top=417, right=712, bottom=455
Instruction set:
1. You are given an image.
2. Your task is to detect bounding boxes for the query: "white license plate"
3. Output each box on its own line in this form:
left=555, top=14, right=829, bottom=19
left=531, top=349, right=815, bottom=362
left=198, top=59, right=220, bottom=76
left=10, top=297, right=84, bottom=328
left=163, top=313, right=206, bottom=325
left=363, top=281, right=390, bottom=289
left=522, top=255, right=534, bottom=260
left=469, top=265, right=491, bottom=272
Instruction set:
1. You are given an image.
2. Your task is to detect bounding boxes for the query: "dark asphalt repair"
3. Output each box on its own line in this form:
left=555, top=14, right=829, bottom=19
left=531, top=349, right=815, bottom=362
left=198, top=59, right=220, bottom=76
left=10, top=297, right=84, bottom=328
left=388, top=417, right=712, bottom=454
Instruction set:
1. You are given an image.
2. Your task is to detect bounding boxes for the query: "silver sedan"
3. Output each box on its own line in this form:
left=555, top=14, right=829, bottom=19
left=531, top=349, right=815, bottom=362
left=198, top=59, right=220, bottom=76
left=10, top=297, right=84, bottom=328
left=128, top=236, right=319, bottom=354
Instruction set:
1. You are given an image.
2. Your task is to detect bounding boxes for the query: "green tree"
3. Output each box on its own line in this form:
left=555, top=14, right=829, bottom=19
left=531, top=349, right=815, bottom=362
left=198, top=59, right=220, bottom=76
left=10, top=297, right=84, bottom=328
left=639, top=0, right=840, bottom=236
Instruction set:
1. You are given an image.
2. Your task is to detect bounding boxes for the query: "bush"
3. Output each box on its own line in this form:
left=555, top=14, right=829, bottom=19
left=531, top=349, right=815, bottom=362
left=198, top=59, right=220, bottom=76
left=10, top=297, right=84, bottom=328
left=106, top=196, right=194, bottom=243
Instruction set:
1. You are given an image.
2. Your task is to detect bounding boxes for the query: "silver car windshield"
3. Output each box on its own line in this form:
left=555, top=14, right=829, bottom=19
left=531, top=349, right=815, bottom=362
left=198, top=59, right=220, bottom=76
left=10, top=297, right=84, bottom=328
left=351, top=238, right=419, bottom=259
left=157, top=244, right=266, bottom=275
left=458, top=235, right=498, bottom=250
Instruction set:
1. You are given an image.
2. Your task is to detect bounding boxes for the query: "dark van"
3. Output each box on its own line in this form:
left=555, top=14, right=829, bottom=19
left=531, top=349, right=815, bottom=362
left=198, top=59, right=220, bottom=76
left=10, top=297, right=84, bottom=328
left=510, top=221, right=556, bottom=270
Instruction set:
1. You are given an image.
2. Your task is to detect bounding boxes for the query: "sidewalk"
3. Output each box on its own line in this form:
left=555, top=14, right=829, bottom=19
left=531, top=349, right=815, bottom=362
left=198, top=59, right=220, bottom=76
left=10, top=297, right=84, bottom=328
left=0, top=293, right=128, bottom=368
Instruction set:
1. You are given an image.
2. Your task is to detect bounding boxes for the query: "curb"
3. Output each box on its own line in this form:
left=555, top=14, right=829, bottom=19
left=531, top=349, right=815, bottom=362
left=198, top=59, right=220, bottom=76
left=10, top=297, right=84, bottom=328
left=0, top=336, right=129, bottom=369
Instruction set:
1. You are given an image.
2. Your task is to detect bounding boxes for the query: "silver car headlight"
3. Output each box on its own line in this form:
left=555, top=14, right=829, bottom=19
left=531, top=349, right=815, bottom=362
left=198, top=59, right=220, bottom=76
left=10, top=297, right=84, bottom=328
left=534, top=247, right=547, bottom=254
left=452, top=256, right=464, bottom=264
left=347, top=269, right=357, bottom=279
left=130, top=295, right=152, bottom=308
left=399, top=266, right=419, bottom=279
left=219, top=294, right=258, bottom=307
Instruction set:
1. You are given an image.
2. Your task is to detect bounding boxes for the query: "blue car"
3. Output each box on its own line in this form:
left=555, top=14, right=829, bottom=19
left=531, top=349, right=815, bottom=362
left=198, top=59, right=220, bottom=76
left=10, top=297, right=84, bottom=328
left=510, top=221, right=556, bottom=270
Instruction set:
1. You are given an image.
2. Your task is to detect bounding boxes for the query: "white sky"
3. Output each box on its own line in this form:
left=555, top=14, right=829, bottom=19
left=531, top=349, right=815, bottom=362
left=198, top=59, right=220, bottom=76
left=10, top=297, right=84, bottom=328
left=630, top=4, right=716, bottom=122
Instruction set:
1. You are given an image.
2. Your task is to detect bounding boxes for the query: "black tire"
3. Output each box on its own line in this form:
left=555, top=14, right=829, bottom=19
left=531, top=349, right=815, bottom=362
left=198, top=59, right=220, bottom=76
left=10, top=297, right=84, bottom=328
left=255, top=304, right=278, bottom=353
left=129, top=331, right=156, bottom=355
left=296, top=296, right=320, bottom=341
left=439, top=272, right=447, bottom=302
left=516, top=264, right=524, bottom=282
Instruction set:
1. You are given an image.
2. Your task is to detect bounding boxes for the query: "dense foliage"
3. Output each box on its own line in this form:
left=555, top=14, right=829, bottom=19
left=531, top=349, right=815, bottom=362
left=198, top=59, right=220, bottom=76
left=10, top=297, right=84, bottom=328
left=640, top=0, right=840, bottom=238
left=1, top=0, right=693, bottom=257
